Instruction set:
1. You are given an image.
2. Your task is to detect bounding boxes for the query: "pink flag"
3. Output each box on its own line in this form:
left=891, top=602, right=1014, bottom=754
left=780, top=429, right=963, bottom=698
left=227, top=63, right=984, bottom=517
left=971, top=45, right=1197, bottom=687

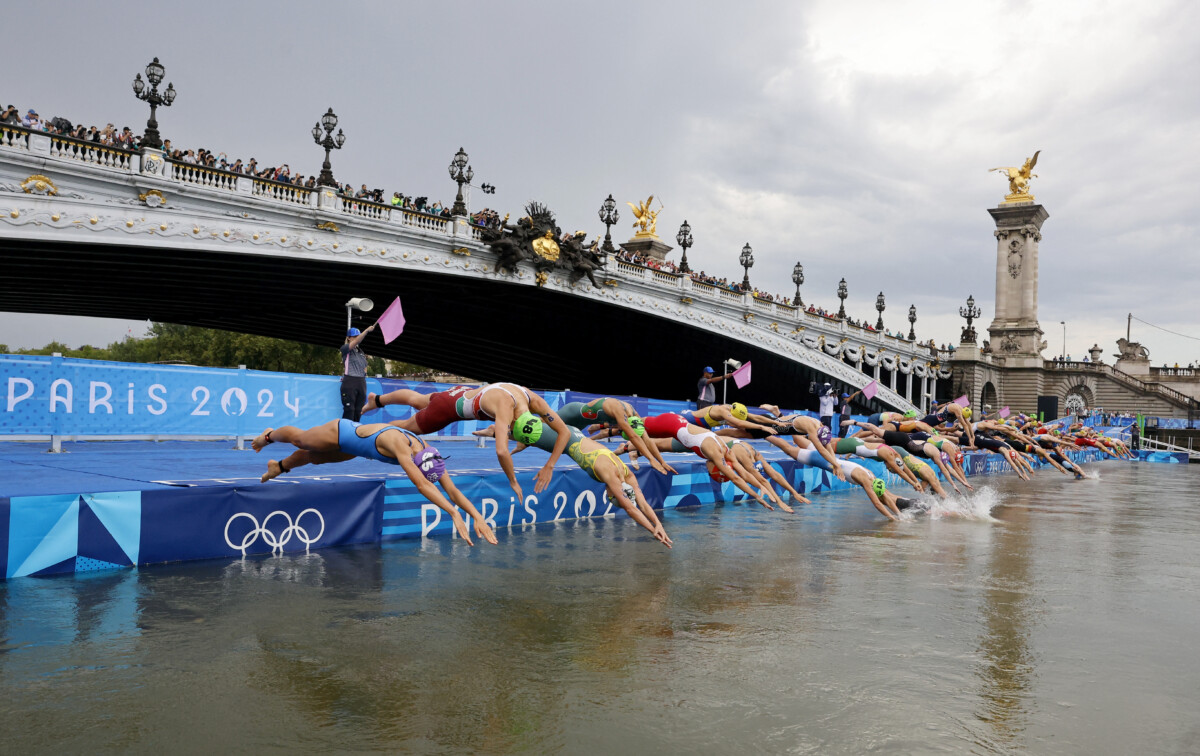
left=861, top=380, right=878, bottom=400
left=999, top=406, right=1011, bottom=418
left=376, top=297, right=406, bottom=344
left=953, top=394, right=969, bottom=407
left=732, top=361, right=752, bottom=389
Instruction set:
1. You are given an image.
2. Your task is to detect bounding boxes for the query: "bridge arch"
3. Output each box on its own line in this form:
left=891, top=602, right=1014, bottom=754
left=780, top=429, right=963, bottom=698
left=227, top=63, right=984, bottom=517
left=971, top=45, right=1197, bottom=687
left=0, top=127, right=955, bottom=411
left=980, top=381, right=998, bottom=410
left=1063, top=384, right=1094, bottom=415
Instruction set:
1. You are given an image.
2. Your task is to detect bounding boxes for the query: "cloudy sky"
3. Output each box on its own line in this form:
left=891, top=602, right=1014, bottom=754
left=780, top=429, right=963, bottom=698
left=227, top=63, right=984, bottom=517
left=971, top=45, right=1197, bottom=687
left=4, top=0, right=1198, bottom=364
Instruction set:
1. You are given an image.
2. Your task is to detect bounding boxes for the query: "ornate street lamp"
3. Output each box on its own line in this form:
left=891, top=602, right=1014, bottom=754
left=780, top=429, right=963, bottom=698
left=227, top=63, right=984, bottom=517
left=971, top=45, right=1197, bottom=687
left=312, top=108, right=346, bottom=188
left=598, top=194, right=620, bottom=254
left=837, top=277, right=848, bottom=319
left=675, top=220, right=693, bottom=273
left=448, top=147, right=474, bottom=216
left=908, top=304, right=917, bottom=340
left=959, top=294, right=982, bottom=343
left=791, top=262, right=804, bottom=306
left=875, top=292, right=886, bottom=330
left=739, top=242, right=754, bottom=291
left=131, top=57, right=177, bottom=150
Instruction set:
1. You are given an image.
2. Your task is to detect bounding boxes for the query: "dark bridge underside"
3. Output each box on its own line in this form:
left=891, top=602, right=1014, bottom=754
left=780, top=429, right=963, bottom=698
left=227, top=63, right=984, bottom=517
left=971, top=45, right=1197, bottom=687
left=0, top=240, right=935, bottom=413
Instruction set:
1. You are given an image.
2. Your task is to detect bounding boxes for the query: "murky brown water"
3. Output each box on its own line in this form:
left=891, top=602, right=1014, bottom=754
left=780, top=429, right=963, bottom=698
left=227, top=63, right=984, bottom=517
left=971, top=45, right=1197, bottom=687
left=3, top=462, right=1199, bottom=754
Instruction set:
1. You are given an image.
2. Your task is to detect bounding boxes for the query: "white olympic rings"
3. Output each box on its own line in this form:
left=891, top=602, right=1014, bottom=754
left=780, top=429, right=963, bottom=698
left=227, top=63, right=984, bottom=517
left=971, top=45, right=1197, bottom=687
left=224, top=508, right=326, bottom=556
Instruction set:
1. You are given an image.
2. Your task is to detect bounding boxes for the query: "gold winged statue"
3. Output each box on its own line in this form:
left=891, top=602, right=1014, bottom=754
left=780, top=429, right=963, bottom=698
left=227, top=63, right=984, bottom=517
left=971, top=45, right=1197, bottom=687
left=989, top=150, right=1040, bottom=203
left=627, top=195, right=661, bottom=238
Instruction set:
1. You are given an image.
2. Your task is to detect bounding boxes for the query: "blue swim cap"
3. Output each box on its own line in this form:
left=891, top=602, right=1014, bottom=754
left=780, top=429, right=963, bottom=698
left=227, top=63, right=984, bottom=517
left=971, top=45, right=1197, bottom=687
left=347, top=327, right=361, bottom=338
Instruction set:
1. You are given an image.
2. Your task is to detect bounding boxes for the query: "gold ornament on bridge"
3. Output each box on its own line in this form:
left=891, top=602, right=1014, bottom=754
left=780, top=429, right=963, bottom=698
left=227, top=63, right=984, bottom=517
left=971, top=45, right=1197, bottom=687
left=20, top=174, right=57, bottom=196
left=989, top=150, right=1039, bottom=204
left=627, top=195, right=661, bottom=239
left=316, top=221, right=340, bottom=232
left=138, top=189, right=166, bottom=207
left=531, top=230, right=561, bottom=263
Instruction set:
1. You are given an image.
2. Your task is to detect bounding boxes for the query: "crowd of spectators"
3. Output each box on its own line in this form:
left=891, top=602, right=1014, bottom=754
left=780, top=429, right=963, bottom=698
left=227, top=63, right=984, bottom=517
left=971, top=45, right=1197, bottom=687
left=1, top=102, right=454, bottom=216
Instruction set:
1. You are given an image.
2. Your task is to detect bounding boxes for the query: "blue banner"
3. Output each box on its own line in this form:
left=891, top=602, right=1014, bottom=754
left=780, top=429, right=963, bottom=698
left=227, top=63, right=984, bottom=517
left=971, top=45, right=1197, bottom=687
left=2, top=354, right=341, bottom=436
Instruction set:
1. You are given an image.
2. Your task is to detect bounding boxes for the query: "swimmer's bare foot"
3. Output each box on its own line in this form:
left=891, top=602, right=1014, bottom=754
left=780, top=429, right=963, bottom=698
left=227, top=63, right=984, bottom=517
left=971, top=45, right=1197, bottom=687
left=251, top=428, right=274, bottom=452
left=472, top=426, right=497, bottom=438
left=361, top=392, right=381, bottom=416
left=261, top=459, right=283, bottom=483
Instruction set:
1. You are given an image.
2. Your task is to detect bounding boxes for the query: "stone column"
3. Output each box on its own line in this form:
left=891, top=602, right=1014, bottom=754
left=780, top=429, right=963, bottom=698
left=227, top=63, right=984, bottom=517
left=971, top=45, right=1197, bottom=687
left=987, top=202, right=1049, bottom=368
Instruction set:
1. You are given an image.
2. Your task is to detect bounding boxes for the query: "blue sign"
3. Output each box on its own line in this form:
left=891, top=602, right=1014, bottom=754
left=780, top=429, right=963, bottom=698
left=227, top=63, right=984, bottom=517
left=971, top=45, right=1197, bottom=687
left=1, top=354, right=341, bottom=436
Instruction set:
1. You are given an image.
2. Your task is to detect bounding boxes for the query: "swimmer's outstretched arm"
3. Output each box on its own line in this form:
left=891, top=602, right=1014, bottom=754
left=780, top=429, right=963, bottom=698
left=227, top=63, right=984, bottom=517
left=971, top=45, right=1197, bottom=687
left=389, top=444, right=478, bottom=546
left=530, top=395, right=572, bottom=493
left=438, top=473, right=499, bottom=545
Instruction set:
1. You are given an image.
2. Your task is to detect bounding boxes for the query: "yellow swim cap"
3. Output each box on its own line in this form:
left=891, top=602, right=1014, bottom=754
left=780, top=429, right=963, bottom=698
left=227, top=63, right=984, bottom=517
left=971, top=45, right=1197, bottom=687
left=730, top=402, right=748, bottom=421
left=962, top=408, right=973, bottom=420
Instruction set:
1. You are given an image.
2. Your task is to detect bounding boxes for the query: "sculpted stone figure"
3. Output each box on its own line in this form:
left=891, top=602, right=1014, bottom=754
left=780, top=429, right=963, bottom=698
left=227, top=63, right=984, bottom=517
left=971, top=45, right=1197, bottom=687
left=990, top=150, right=1040, bottom=200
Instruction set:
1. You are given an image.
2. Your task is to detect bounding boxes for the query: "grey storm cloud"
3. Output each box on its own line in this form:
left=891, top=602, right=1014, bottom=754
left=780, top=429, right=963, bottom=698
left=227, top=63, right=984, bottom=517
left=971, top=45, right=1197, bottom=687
left=3, top=0, right=1197, bottom=363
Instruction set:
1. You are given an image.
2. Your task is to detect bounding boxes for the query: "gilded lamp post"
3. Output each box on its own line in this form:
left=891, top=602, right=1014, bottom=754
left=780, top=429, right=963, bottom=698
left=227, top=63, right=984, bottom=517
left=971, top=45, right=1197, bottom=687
left=908, top=304, right=917, bottom=340
left=675, top=220, right=693, bottom=274
left=837, top=278, right=848, bottom=319
left=792, top=262, right=804, bottom=306
left=449, top=147, right=474, bottom=216
left=598, top=194, right=619, bottom=254
left=875, top=292, right=886, bottom=330
left=311, top=108, right=346, bottom=188
left=131, top=57, right=176, bottom=150
left=739, top=243, right=754, bottom=291
left=959, top=294, right=982, bottom=343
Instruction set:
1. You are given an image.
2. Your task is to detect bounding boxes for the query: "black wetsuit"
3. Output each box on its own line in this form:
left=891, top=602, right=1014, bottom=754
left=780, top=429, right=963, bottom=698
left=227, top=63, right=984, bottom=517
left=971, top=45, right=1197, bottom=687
left=882, top=430, right=925, bottom=455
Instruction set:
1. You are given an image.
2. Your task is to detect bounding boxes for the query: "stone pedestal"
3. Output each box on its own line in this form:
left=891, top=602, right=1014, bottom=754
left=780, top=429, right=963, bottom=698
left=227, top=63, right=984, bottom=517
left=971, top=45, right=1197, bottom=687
left=621, top=235, right=672, bottom=262
left=987, top=202, right=1049, bottom=366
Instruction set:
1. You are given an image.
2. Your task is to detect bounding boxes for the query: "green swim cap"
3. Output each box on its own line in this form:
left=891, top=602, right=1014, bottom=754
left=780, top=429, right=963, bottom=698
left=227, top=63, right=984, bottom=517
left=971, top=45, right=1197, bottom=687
left=904, top=410, right=918, bottom=419
left=872, top=477, right=887, bottom=497
left=511, top=412, right=543, bottom=444
left=621, top=416, right=646, bottom=440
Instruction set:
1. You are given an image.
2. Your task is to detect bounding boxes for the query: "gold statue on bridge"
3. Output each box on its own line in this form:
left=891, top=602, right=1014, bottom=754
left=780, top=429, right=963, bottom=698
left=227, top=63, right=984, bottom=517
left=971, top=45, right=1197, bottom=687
left=989, top=151, right=1040, bottom=203
left=627, top=195, right=661, bottom=238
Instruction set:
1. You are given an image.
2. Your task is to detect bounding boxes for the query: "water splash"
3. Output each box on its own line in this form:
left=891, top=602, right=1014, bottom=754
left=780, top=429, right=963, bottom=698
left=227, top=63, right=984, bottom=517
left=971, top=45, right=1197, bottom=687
left=900, top=486, right=1003, bottom=522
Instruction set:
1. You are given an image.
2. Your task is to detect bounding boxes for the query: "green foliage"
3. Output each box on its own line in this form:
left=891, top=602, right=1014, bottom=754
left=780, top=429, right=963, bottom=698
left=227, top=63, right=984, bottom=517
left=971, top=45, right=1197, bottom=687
left=3, top=323, right=425, bottom=376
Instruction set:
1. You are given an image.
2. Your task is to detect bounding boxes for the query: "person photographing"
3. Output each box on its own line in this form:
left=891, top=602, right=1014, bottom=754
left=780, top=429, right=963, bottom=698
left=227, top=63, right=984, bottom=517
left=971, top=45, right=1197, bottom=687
left=340, top=324, right=375, bottom=421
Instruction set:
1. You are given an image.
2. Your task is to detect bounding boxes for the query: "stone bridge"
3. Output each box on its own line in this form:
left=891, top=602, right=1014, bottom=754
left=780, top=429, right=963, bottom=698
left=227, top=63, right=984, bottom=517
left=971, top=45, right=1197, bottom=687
left=0, top=124, right=950, bottom=411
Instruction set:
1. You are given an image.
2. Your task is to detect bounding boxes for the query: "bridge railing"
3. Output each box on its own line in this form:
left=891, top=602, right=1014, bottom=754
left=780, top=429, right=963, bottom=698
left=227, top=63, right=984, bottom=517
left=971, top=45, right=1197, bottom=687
left=252, top=175, right=313, bottom=206
left=0, top=122, right=29, bottom=150
left=170, top=160, right=240, bottom=192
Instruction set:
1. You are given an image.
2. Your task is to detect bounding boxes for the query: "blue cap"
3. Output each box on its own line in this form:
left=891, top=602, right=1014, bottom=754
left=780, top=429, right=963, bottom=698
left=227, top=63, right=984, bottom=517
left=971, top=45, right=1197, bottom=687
left=841, top=392, right=850, bottom=398
left=347, top=327, right=361, bottom=337
left=704, top=366, right=715, bottom=373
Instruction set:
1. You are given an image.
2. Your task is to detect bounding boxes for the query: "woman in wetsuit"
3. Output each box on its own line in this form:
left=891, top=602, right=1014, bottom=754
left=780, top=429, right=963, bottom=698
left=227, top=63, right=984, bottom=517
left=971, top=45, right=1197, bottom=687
left=251, top=420, right=497, bottom=546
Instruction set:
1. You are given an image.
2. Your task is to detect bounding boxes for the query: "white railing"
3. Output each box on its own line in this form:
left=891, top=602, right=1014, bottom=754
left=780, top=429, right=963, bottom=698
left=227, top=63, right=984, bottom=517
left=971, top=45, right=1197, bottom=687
left=50, top=135, right=135, bottom=170
left=718, top=287, right=743, bottom=302
left=651, top=269, right=681, bottom=286
left=0, top=125, right=28, bottom=150
left=171, top=161, right=239, bottom=191
left=253, top=178, right=312, bottom=206
left=752, top=297, right=775, bottom=312
left=399, top=210, right=450, bottom=234
left=340, top=196, right=390, bottom=221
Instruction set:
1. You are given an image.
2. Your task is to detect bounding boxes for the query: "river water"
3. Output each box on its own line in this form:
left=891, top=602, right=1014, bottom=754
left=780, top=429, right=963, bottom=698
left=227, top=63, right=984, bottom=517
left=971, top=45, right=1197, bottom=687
left=2, top=462, right=1198, bottom=754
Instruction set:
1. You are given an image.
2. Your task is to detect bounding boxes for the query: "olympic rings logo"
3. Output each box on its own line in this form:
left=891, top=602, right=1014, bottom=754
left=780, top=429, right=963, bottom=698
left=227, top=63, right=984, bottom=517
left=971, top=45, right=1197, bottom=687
left=224, top=508, right=325, bottom=556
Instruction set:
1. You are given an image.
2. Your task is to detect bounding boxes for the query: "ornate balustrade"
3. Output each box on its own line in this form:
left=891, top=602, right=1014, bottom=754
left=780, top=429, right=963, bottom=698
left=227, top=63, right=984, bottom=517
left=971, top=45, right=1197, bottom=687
left=0, top=123, right=29, bottom=150
left=170, top=160, right=239, bottom=191
left=252, top=176, right=312, bottom=206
